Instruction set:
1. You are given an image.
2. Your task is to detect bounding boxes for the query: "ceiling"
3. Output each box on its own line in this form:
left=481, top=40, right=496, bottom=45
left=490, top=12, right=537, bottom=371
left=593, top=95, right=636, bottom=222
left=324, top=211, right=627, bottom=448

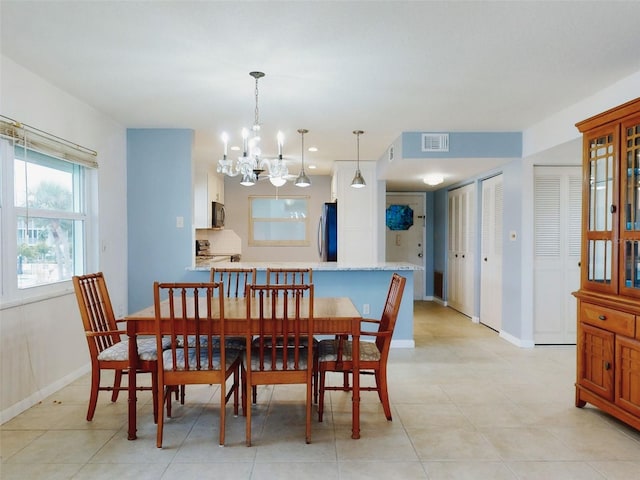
left=2, top=1, right=639, bottom=191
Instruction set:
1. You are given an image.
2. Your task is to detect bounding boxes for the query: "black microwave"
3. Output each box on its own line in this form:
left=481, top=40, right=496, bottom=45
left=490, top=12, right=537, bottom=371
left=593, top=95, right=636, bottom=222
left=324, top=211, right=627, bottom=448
left=212, top=201, right=225, bottom=228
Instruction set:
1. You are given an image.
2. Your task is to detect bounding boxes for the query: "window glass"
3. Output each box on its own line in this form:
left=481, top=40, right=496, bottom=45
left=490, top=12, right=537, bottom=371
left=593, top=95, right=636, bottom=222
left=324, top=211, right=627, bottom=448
left=249, top=196, right=309, bottom=246
left=2, top=138, right=88, bottom=296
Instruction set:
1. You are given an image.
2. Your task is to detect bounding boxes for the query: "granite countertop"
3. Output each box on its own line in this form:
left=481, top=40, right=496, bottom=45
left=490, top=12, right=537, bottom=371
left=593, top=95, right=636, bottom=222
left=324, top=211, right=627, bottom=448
left=189, top=261, right=423, bottom=272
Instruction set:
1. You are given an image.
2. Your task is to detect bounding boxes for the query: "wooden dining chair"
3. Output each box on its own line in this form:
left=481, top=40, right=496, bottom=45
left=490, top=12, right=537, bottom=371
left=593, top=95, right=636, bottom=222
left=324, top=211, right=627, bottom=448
left=243, top=284, right=314, bottom=446
left=210, top=267, right=256, bottom=298
left=72, top=272, right=159, bottom=422
left=266, top=267, right=312, bottom=290
left=153, top=282, right=242, bottom=448
left=317, top=273, right=406, bottom=422
left=261, top=267, right=317, bottom=403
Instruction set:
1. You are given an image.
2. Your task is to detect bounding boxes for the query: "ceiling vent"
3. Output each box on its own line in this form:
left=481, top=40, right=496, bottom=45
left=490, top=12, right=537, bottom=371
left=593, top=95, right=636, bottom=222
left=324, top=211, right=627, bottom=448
left=421, top=133, right=449, bottom=152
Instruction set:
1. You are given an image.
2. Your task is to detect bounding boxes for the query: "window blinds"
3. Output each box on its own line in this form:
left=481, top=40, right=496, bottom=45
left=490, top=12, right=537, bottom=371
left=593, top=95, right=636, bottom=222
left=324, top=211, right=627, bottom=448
left=0, top=116, right=98, bottom=168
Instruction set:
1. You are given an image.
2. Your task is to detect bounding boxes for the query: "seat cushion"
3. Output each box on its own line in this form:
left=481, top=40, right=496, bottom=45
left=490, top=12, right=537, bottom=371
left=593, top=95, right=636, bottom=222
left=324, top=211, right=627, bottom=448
left=97, top=337, right=170, bottom=362
left=317, top=339, right=381, bottom=362
left=177, top=335, right=246, bottom=350
left=245, top=347, right=311, bottom=371
left=252, top=336, right=317, bottom=348
left=162, top=347, right=240, bottom=371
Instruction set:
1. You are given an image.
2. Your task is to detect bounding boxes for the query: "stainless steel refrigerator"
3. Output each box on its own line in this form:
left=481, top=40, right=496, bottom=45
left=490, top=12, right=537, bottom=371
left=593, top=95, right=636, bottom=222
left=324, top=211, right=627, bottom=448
left=318, top=202, right=337, bottom=261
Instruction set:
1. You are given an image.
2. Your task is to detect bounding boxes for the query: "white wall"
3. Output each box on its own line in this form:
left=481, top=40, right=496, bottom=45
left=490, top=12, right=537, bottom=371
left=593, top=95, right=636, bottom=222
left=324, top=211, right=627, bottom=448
left=0, top=56, right=128, bottom=421
left=222, top=175, right=333, bottom=262
left=516, top=69, right=640, bottom=346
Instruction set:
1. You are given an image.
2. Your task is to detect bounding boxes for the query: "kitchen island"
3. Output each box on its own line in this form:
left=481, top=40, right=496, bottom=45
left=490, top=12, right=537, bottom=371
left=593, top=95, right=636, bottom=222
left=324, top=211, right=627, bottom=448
left=185, top=261, right=421, bottom=346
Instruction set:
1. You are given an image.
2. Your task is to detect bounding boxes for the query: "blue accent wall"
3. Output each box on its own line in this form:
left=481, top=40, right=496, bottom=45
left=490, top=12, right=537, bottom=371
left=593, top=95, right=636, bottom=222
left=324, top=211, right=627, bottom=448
left=127, top=129, right=194, bottom=312
left=183, top=269, right=414, bottom=342
left=402, top=132, right=522, bottom=158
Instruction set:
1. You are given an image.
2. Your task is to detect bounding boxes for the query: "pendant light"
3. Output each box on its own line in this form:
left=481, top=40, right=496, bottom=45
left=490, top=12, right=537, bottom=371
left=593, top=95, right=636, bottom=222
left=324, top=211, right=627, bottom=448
left=294, top=128, right=311, bottom=187
left=350, top=130, right=366, bottom=188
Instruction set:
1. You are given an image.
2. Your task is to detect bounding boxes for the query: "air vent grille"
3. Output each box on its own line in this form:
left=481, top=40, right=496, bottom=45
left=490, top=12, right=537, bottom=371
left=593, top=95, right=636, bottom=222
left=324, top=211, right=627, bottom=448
left=422, top=133, right=449, bottom=152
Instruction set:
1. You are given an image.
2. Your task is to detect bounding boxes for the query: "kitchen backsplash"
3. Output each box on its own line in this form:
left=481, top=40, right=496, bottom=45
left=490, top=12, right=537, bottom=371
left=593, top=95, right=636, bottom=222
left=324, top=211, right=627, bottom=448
left=195, top=228, right=242, bottom=254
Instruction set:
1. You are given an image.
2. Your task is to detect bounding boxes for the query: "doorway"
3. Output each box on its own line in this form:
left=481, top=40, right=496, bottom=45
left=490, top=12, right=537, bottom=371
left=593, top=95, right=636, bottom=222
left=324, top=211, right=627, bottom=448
left=385, top=193, right=426, bottom=300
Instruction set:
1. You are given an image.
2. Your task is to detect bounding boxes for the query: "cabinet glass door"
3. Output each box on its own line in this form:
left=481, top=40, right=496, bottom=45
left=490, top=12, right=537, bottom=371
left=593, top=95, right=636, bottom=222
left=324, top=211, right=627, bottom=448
left=620, top=118, right=640, bottom=295
left=584, top=131, right=616, bottom=291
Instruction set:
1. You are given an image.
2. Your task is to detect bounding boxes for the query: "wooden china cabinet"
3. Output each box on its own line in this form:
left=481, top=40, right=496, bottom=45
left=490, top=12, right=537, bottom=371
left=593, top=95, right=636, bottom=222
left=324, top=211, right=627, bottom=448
left=573, top=97, right=640, bottom=430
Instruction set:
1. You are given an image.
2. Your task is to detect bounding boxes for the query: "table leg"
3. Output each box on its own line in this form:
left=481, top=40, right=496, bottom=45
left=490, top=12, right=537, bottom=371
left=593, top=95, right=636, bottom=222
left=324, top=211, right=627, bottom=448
left=351, top=318, right=360, bottom=439
left=127, top=322, right=138, bottom=440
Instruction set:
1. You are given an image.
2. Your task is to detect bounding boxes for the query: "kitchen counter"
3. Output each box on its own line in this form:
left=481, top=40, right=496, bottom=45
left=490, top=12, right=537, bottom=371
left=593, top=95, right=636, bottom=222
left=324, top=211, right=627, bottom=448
left=189, top=261, right=422, bottom=272
left=183, top=261, right=421, bottom=347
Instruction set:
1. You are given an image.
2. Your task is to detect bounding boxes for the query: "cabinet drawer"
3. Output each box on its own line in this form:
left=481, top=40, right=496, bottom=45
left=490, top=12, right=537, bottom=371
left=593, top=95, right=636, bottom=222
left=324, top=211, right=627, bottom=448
left=580, top=303, right=635, bottom=337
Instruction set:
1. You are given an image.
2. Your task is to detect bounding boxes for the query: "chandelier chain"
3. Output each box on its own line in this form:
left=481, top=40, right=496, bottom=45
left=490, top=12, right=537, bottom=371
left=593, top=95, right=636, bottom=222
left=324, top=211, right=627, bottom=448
left=254, top=76, right=260, bottom=128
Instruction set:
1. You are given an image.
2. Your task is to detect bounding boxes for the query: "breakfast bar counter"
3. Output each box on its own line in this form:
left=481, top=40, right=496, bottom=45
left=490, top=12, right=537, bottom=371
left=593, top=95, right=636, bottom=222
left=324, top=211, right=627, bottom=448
left=184, top=261, right=421, bottom=346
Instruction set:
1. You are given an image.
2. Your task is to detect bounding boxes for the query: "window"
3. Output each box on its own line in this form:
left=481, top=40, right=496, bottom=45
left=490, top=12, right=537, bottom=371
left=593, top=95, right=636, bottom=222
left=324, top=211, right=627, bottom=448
left=0, top=118, right=97, bottom=304
left=249, top=196, right=309, bottom=246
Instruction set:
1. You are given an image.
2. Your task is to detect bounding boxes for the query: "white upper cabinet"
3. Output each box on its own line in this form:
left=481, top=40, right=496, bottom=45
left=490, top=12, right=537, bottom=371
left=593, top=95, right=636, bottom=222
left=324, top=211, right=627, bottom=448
left=194, top=165, right=224, bottom=228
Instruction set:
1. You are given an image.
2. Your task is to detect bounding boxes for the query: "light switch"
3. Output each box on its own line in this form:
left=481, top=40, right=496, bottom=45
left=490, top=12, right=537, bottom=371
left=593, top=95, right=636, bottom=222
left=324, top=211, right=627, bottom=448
left=396, top=234, right=401, bottom=246
left=176, top=216, right=184, bottom=228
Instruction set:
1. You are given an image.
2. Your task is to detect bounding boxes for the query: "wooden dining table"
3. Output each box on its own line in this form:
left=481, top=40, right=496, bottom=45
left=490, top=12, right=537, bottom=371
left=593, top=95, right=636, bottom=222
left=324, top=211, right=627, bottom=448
left=125, top=295, right=363, bottom=441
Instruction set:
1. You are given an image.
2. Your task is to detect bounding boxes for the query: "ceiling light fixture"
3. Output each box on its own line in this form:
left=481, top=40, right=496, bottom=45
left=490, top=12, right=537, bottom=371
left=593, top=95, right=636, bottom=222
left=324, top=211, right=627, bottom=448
left=294, top=129, right=311, bottom=187
left=423, top=173, right=444, bottom=186
left=217, top=71, right=289, bottom=187
left=350, top=130, right=366, bottom=188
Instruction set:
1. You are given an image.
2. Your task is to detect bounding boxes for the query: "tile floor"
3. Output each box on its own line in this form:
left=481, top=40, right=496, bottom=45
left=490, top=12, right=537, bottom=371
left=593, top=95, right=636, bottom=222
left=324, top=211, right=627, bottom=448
left=2, top=301, right=640, bottom=479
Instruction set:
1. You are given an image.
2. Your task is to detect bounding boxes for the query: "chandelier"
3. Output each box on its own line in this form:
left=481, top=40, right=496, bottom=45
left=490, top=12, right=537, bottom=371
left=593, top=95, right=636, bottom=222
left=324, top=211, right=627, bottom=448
left=217, top=71, right=309, bottom=188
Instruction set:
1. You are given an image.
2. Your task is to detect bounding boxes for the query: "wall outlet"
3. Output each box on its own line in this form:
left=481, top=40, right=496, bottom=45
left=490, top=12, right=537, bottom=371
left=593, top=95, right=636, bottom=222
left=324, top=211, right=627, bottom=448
left=362, top=304, right=370, bottom=314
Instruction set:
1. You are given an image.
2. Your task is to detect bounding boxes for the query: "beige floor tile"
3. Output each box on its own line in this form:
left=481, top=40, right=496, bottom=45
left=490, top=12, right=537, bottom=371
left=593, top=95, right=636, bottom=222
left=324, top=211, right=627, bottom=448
left=506, top=461, right=606, bottom=479
left=3, top=301, right=640, bottom=477
left=423, top=460, right=517, bottom=479
left=588, top=460, right=640, bottom=480
left=480, top=427, right=584, bottom=461
left=0, top=462, right=83, bottom=480
left=252, top=461, right=339, bottom=480
left=339, top=460, right=428, bottom=479
left=410, top=427, right=502, bottom=461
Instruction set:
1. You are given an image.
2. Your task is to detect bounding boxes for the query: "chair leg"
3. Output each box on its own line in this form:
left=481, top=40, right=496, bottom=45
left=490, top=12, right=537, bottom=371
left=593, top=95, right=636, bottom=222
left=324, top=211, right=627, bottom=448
left=219, top=380, right=226, bottom=446
left=111, top=369, right=123, bottom=402
left=318, top=368, right=326, bottom=422
left=376, top=367, right=392, bottom=421
left=156, top=386, right=167, bottom=448
left=86, top=364, right=101, bottom=421
left=151, top=370, right=159, bottom=424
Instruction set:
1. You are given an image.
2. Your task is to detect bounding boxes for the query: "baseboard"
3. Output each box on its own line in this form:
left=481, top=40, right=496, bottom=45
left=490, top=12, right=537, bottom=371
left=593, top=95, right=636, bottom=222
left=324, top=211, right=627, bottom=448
left=499, top=330, right=535, bottom=348
left=1, top=363, right=90, bottom=424
left=471, top=315, right=480, bottom=324
left=391, top=339, right=415, bottom=349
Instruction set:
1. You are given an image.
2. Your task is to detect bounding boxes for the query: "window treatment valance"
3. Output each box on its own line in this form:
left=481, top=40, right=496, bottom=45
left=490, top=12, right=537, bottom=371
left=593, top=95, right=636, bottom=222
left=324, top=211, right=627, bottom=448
left=0, top=116, right=98, bottom=168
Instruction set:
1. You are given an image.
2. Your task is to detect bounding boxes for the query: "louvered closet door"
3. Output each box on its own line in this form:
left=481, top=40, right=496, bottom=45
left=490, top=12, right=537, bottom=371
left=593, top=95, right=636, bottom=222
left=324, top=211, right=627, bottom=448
left=480, top=175, right=503, bottom=332
left=447, top=183, right=475, bottom=317
left=534, top=166, right=582, bottom=344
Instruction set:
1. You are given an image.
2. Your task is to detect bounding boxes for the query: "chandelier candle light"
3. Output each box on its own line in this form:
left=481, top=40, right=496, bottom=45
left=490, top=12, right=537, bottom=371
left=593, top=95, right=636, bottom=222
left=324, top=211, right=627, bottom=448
left=218, top=71, right=304, bottom=188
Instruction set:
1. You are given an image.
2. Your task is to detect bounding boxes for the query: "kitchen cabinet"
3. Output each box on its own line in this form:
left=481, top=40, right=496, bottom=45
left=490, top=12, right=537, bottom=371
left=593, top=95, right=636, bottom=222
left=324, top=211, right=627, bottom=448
left=193, top=167, right=224, bottom=228
left=574, top=97, right=640, bottom=431
left=331, top=161, right=379, bottom=264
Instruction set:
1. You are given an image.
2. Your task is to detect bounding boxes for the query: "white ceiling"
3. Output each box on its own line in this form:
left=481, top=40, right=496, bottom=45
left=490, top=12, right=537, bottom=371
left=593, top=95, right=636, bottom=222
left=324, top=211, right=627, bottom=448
left=2, top=1, right=639, bottom=191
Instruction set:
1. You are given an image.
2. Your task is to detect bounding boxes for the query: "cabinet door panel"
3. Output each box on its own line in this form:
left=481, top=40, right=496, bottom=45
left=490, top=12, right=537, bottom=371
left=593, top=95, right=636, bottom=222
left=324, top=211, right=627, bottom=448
left=615, top=335, right=640, bottom=417
left=579, top=323, right=615, bottom=401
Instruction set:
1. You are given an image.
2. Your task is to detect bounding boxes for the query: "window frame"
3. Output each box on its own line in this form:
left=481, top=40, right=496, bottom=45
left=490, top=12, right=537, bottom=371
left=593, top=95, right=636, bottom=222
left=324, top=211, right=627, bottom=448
left=0, top=120, right=97, bottom=307
left=248, top=195, right=310, bottom=247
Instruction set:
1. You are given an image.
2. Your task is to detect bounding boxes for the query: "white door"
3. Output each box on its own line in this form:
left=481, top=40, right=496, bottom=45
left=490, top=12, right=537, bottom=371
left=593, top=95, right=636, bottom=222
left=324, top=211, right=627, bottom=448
left=480, top=174, right=503, bottom=331
left=385, top=193, right=426, bottom=300
left=447, top=184, right=475, bottom=317
left=533, top=166, right=581, bottom=344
